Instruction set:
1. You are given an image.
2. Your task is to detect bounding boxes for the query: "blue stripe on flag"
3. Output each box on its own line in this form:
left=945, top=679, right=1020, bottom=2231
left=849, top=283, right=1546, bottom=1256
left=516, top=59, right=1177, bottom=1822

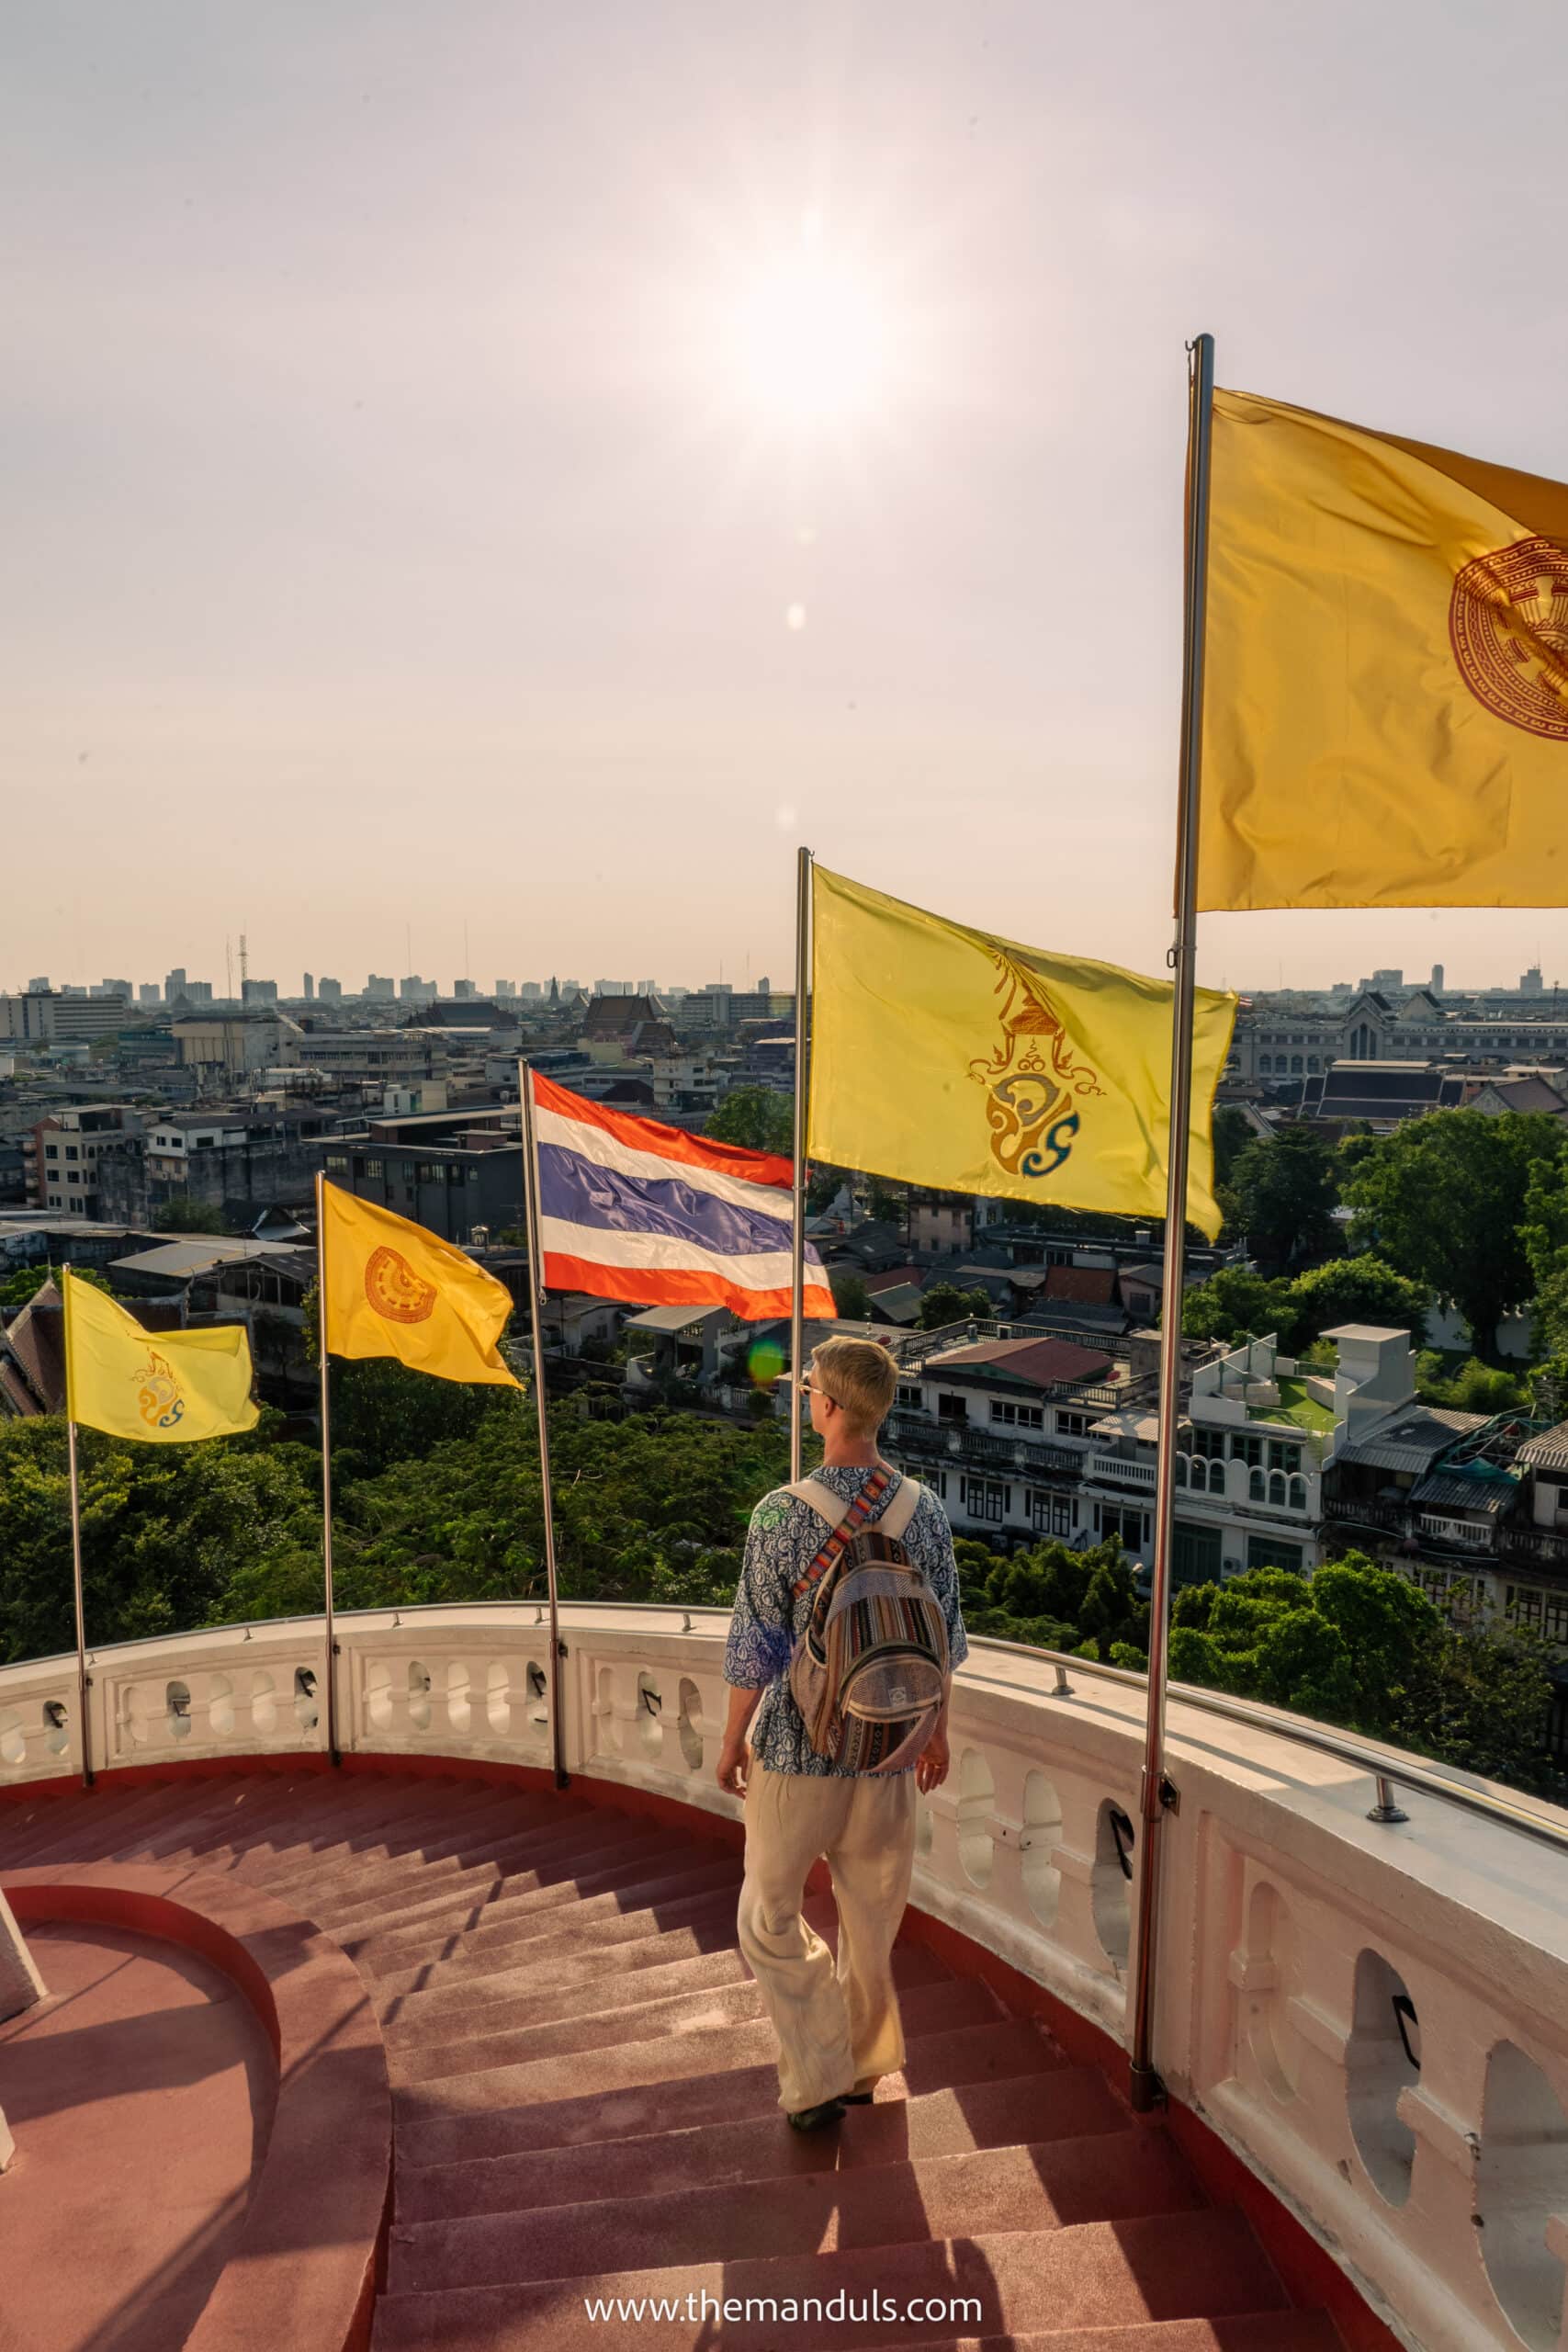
left=537, top=1141, right=795, bottom=1261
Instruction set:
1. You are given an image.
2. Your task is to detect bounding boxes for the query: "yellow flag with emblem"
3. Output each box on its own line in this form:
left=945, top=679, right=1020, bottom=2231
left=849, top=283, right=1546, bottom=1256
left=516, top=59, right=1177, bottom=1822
left=1199, top=388, right=1568, bottom=910
left=808, top=865, right=1236, bottom=1238
left=319, top=1182, right=520, bottom=1385
left=62, top=1267, right=260, bottom=1442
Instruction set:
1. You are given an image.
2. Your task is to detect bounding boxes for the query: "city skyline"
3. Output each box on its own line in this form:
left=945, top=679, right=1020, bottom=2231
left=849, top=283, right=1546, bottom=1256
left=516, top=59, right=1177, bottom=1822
left=6, top=5, right=1568, bottom=990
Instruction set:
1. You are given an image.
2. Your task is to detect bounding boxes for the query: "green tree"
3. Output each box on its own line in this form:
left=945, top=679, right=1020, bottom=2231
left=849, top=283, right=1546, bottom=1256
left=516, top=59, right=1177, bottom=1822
left=152, top=1198, right=229, bottom=1235
left=1230, top=1125, right=1342, bottom=1268
left=705, top=1088, right=794, bottom=1154
left=1180, top=1265, right=1292, bottom=1347
left=919, top=1281, right=993, bottom=1330
left=1346, top=1111, right=1565, bottom=1361
left=1415, top=1354, right=1529, bottom=1414
left=1284, top=1255, right=1428, bottom=1351
left=829, top=1270, right=872, bottom=1320
left=0, top=1263, right=113, bottom=1309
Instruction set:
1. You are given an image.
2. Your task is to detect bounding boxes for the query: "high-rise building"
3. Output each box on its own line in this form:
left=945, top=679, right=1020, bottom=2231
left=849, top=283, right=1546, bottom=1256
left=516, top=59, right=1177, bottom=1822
left=91, top=980, right=131, bottom=1001
left=637, top=978, right=658, bottom=996
left=454, top=978, right=477, bottom=1001
left=242, top=978, right=278, bottom=1006
left=366, top=975, right=396, bottom=1002
left=164, top=967, right=187, bottom=1000
left=1430, top=964, right=1445, bottom=993
left=400, top=975, right=436, bottom=1003
left=757, top=975, right=771, bottom=994
left=494, top=978, right=516, bottom=1001
left=302, top=973, right=315, bottom=1001
left=185, top=980, right=213, bottom=1005
left=1370, top=968, right=1404, bottom=992
left=317, top=977, right=344, bottom=1006
left=520, top=981, right=542, bottom=1001
left=27, top=977, right=50, bottom=994
left=1522, top=965, right=1544, bottom=996
left=139, top=983, right=162, bottom=1007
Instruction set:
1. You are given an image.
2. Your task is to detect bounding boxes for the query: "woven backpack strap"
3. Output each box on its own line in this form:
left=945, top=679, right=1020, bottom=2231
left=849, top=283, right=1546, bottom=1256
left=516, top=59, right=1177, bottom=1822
left=787, top=1466, right=894, bottom=1599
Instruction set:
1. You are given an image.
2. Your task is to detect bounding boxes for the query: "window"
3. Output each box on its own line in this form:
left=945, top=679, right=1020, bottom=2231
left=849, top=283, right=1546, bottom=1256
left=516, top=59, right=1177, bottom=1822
left=1100, top=1503, right=1145, bottom=1552
left=962, top=1477, right=1010, bottom=1522
left=45, top=1143, right=58, bottom=1159
left=400, top=1161, right=416, bottom=1180
left=468, top=1168, right=479, bottom=1182
left=1267, top=1441, right=1302, bottom=1474
left=324, top=1152, right=350, bottom=1176
left=1230, top=1432, right=1262, bottom=1466
left=1056, top=1409, right=1090, bottom=1438
left=1031, top=1491, right=1073, bottom=1536
left=989, top=1400, right=1043, bottom=1431
left=1258, top=1054, right=1272, bottom=1072
left=65, top=1145, right=79, bottom=1161
left=1190, top=1428, right=1226, bottom=1460
left=896, top=1383, right=921, bottom=1409
left=1288, top=1474, right=1307, bottom=1510
left=363, top=1157, right=384, bottom=1179
left=1249, top=1466, right=1266, bottom=1502
left=1173, top=1453, right=1188, bottom=1487
left=1247, top=1534, right=1304, bottom=1573
left=1268, top=1471, right=1287, bottom=1506
left=937, top=1392, right=968, bottom=1425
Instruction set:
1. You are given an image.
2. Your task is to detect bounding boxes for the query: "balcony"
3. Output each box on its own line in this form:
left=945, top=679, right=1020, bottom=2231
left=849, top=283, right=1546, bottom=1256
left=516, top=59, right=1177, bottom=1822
left=4, top=1608, right=1567, bottom=2352
left=1088, top=1453, right=1159, bottom=1490
left=886, top=1410, right=1081, bottom=1480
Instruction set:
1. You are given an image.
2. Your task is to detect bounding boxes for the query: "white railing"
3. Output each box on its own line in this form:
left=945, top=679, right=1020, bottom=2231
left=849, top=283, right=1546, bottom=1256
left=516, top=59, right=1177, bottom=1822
left=4, top=1608, right=1567, bottom=2352
left=1088, top=1453, right=1159, bottom=1488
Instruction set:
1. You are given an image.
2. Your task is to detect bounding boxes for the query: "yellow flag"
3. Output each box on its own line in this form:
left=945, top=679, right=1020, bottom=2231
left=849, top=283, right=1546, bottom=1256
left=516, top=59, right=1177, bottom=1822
left=1200, top=387, right=1568, bottom=910
left=808, top=866, right=1236, bottom=1238
left=320, top=1182, right=520, bottom=1385
left=62, top=1268, right=260, bottom=1442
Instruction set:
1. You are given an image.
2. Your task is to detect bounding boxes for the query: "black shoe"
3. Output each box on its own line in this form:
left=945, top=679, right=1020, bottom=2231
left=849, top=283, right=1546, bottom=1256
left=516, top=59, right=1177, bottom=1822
left=786, top=2097, right=846, bottom=2133
left=840, top=2091, right=874, bottom=2104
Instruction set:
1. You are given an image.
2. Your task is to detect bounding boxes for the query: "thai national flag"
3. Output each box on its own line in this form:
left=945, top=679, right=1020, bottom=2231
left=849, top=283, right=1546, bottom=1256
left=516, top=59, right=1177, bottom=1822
left=530, top=1073, right=837, bottom=1321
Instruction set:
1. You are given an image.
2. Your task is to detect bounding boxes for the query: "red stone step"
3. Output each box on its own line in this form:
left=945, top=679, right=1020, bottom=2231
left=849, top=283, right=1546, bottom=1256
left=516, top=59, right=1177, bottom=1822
left=394, top=1973, right=998, bottom=2114
left=396, top=2064, right=1121, bottom=2222
left=882, top=2324, right=1343, bottom=2352
left=372, top=1879, right=744, bottom=2005
left=288, top=1811, right=640, bottom=1926
left=370, top=2209, right=1292, bottom=2352
left=382, top=1931, right=948, bottom=2048
left=390, top=2127, right=1203, bottom=2292
left=355, top=1856, right=743, bottom=1978
left=396, top=2015, right=1059, bottom=2168
left=320, top=1824, right=701, bottom=1941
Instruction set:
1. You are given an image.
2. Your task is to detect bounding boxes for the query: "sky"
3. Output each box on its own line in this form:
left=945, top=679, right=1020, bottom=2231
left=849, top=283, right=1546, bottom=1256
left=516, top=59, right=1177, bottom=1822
left=6, top=1, right=1568, bottom=999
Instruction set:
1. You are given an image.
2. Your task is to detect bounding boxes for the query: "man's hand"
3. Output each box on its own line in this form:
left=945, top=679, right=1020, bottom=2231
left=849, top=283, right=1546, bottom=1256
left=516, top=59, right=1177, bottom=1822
left=915, top=1725, right=949, bottom=1795
left=716, top=1732, right=750, bottom=1798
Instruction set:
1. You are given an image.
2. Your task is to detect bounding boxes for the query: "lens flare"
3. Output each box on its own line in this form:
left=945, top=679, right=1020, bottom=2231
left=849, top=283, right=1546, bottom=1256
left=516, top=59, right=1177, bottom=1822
left=747, top=1338, right=784, bottom=1389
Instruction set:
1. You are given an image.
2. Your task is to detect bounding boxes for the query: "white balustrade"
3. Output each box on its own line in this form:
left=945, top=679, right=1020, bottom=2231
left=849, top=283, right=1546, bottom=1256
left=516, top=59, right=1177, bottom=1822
left=3, top=1604, right=1566, bottom=2352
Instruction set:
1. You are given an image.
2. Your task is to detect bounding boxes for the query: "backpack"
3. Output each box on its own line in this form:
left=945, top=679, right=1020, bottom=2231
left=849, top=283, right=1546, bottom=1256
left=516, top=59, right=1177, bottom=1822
left=785, top=1467, right=951, bottom=1775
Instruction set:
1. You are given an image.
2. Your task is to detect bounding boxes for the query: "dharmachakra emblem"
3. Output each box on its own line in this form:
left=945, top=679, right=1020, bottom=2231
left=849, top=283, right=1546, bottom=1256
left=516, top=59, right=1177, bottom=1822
left=365, top=1245, right=438, bottom=1324
left=968, top=948, right=1103, bottom=1182
left=1450, top=535, right=1568, bottom=742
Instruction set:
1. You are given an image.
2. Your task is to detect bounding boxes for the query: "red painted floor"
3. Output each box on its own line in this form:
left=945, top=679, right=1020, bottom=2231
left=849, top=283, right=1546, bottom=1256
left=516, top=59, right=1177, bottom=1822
left=0, top=1919, right=273, bottom=2352
left=2, top=1771, right=1348, bottom=2351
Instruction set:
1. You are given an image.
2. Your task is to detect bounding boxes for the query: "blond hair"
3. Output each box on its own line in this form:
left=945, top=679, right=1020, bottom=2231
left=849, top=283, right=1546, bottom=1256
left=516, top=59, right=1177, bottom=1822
left=811, top=1335, right=899, bottom=1438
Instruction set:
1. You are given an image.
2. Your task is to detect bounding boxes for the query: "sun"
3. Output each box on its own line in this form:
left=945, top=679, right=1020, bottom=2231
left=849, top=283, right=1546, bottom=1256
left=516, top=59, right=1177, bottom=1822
left=720, top=218, right=896, bottom=428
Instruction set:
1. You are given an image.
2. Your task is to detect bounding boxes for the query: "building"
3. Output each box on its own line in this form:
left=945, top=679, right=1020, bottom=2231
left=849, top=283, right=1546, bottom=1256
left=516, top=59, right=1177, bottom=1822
left=365, top=976, right=396, bottom=1002
left=26, top=1106, right=143, bottom=1217
left=317, top=978, right=343, bottom=1006
left=1233, top=981, right=1568, bottom=1088
left=241, top=978, right=279, bottom=1007
left=301, top=974, right=315, bottom=1002
left=96, top=1111, right=333, bottom=1227
left=319, top=1108, right=525, bottom=1242
left=1, top=993, right=133, bottom=1046
left=138, top=984, right=161, bottom=1008
left=171, top=1012, right=302, bottom=1080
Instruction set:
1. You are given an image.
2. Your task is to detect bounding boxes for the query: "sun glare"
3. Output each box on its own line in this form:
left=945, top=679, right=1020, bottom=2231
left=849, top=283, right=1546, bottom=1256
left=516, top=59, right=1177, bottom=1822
left=722, top=222, right=896, bottom=427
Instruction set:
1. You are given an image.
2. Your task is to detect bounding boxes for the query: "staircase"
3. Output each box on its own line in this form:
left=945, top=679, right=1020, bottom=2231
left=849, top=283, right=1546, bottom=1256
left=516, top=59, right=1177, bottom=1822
left=3, top=1769, right=1345, bottom=2350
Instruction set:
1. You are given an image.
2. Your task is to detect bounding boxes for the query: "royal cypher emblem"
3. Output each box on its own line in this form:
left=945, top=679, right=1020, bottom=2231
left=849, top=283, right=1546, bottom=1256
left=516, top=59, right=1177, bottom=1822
left=968, top=948, right=1103, bottom=1182
left=365, top=1245, right=438, bottom=1324
left=136, top=1348, right=186, bottom=1431
left=1450, top=536, right=1568, bottom=743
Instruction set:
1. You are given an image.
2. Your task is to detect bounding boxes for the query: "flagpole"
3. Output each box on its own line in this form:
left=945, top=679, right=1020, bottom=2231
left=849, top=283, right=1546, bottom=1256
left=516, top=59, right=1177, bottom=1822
left=1129, top=330, right=1215, bottom=2114
left=315, top=1171, right=341, bottom=1767
left=66, top=1414, right=94, bottom=1791
left=789, top=845, right=813, bottom=1481
left=518, top=1058, right=570, bottom=1790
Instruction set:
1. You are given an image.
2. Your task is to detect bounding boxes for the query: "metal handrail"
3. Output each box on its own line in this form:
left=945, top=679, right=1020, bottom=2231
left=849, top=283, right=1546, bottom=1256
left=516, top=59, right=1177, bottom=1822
left=7, top=1602, right=1565, bottom=1854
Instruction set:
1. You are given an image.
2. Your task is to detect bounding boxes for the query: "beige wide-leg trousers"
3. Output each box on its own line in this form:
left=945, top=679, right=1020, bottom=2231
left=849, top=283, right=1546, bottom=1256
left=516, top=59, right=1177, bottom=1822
left=738, top=1764, right=917, bottom=2113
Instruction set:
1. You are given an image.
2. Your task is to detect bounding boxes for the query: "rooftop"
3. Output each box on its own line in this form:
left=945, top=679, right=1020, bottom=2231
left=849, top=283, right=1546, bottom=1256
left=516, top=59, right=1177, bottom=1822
left=1249, top=1377, right=1337, bottom=1433
left=921, top=1333, right=1115, bottom=1391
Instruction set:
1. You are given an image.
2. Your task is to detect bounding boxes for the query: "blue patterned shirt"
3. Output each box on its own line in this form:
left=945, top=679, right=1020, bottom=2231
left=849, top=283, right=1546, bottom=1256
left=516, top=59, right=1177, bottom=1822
left=723, top=1464, right=969, bottom=1777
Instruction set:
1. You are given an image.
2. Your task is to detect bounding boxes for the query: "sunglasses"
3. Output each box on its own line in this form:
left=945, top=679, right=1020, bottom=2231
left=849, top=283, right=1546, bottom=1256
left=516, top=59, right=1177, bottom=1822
left=797, top=1376, right=836, bottom=1402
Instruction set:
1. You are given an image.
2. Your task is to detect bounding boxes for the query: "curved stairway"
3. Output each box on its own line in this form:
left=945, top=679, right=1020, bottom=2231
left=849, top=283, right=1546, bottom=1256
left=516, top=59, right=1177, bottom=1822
left=2, top=1769, right=1346, bottom=2350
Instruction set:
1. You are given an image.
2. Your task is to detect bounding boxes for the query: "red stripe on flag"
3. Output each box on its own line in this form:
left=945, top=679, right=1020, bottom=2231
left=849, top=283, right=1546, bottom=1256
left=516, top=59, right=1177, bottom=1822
left=541, top=1251, right=836, bottom=1324
left=531, top=1071, right=794, bottom=1189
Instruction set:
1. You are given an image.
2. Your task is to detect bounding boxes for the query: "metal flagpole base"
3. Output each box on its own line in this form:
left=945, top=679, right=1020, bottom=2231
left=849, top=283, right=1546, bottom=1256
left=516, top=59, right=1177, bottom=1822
left=1128, top=2062, right=1167, bottom=2114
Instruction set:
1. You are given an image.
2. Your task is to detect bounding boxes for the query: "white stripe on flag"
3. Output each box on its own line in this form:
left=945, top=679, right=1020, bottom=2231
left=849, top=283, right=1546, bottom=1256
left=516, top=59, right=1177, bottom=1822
left=534, top=1103, right=790, bottom=1221
left=538, top=1216, right=801, bottom=1294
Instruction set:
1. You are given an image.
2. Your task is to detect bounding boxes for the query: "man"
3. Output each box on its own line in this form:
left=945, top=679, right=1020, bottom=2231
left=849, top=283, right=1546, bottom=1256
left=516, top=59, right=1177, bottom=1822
left=717, top=1334, right=969, bottom=2132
